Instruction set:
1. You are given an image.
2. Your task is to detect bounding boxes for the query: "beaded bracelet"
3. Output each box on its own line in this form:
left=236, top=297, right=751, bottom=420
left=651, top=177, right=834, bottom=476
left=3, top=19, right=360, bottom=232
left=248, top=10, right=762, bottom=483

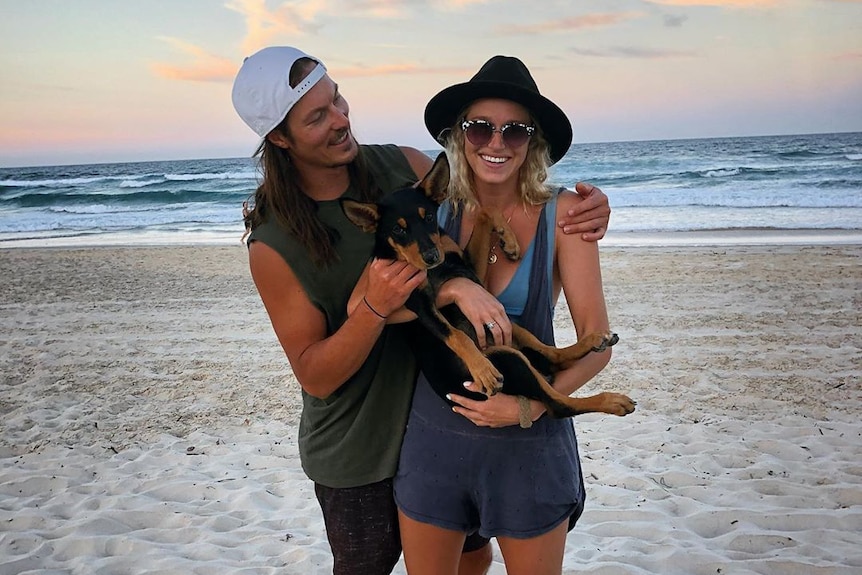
left=517, top=396, right=533, bottom=429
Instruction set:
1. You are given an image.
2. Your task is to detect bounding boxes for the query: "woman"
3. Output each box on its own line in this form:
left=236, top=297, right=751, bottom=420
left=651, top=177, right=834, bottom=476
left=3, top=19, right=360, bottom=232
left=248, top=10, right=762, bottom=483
left=392, top=56, right=615, bottom=574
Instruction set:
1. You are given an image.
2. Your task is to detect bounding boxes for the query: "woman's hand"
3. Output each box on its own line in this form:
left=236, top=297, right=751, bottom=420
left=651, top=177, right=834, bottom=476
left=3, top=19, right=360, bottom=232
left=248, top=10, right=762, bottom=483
left=437, top=277, right=511, bottom=348
left=558, top=182, right=610, bottom=241
left=448, top=382, right=544, bottom=428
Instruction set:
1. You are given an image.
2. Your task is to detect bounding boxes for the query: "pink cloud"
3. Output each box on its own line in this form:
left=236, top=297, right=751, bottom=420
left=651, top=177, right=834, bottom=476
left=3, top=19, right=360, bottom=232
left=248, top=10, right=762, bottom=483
left=646, top=0, right=777, bottom=6
left=832, top=50, right=862, bottom=61
left=495, top=12, right=642, bottom=35
left=437, top=0, right=491, bottom=7
left=150, top=1, right=327, bottom=84
left=340, top=0, right=408, bottom=18
left=570, top=46, right=698, bottom=59
left=149, top=38, right=237, bottom=82
left=225, top=0, right=327, bottom=56
left=332, top=63, right=472, bottom=77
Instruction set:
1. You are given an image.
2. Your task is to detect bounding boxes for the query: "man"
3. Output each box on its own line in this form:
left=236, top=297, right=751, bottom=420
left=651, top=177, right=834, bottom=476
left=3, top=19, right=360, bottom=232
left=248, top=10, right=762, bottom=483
left=231, top=46, right=611, bottom=575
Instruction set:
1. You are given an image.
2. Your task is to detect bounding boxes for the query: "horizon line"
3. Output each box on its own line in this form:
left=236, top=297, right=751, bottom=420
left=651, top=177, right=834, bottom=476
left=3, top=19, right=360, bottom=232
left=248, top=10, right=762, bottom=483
left=1, top=129, right=860, bottom=170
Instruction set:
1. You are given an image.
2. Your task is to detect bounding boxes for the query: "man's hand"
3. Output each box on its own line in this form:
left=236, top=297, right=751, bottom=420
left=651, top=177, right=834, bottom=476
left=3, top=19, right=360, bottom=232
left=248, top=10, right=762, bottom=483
left=558, top=182, right=611, bottom=241
left=363, top=258, right=426, bottom=318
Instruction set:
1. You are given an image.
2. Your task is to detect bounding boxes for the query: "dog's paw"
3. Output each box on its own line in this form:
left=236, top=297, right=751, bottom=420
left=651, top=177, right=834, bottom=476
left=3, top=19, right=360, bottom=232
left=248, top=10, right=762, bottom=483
left=500, top=240, right=520, bottom=261
left=493, top=225, right=521, bottom=261
left=498, top=236, right=521, bottom=261
left=598, top=392, right=636, bottom=416
left=587, top=331, right=619, bottom=353
left=473, top=362, right=504, bottom=396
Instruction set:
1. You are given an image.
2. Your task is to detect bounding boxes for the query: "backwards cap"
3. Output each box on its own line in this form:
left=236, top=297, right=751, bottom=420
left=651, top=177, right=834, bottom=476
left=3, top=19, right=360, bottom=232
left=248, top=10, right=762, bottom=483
left=232, top=46, right=327, bottom=137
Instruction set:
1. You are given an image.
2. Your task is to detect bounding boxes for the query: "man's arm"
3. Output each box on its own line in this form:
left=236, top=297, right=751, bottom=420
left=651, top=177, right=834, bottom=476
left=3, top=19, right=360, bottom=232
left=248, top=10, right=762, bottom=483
left=249, top=242, right=424, bottom=398
left=399, top=146, right=435, bottom=179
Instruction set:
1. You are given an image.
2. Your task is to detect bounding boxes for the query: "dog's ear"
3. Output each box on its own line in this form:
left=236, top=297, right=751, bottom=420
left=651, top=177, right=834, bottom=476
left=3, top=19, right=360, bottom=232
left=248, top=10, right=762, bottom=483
left=416, top=152, right=450, bottom=205
left=341, top=199, right=380, bottom=233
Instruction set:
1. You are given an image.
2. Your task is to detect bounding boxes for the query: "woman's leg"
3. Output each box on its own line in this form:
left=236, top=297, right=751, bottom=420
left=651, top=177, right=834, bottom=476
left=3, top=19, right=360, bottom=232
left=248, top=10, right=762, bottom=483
left=495, top=519, right=569, bottom=575
left=458, top=542, right=492, bottom=575
left=399, top=509, right=466, bottom=575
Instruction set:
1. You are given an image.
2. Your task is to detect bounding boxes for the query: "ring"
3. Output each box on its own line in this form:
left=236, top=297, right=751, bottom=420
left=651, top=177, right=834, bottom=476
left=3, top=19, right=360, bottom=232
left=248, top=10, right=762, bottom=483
left=485, top=321, right=496, bottom=329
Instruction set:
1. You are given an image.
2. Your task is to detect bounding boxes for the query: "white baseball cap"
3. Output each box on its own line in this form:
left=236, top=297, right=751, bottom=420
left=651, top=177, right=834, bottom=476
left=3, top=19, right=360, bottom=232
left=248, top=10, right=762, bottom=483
left=232, top=46, right=328, bottom=137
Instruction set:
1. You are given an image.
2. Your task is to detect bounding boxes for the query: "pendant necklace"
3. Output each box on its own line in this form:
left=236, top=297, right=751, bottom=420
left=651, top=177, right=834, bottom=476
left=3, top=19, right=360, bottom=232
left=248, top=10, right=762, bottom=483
left=488, top=204, right=518, bottom=265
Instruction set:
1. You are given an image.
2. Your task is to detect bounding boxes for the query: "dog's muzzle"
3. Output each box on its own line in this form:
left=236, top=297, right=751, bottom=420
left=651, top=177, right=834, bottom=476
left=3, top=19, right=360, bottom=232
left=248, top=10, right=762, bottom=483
left=422, top=247, right=442, bottom=269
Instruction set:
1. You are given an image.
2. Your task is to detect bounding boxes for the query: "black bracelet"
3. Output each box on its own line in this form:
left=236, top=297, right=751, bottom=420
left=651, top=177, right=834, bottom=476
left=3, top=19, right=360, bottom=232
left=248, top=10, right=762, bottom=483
left=363, top=296, right=387, bottom=320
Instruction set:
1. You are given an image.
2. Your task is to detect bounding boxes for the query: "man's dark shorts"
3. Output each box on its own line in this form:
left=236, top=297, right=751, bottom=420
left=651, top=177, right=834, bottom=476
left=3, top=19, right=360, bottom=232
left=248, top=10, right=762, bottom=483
left=315, top=478, right=489, bottom=575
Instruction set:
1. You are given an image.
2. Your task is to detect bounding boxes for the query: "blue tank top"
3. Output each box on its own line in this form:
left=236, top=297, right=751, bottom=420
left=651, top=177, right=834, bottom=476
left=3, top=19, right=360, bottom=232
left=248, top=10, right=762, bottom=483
left=496, top=239, right=534, bottom=318
left=437, top=194, right=558, bottom=344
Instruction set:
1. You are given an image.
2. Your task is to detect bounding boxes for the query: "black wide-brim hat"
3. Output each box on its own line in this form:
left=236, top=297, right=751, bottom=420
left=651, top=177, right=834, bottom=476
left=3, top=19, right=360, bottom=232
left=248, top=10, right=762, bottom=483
left=424, top=55, right=573, bottom=165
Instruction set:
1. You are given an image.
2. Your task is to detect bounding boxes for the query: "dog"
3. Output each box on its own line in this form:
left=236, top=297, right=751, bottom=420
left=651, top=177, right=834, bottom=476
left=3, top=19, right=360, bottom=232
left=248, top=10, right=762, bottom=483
left=341, top=153, right=635, bottom=418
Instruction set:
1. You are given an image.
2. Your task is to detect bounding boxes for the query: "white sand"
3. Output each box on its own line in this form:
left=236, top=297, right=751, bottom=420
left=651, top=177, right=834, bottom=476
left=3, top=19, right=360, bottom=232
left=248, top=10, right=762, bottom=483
left=1, top=243, right=860, bottom=574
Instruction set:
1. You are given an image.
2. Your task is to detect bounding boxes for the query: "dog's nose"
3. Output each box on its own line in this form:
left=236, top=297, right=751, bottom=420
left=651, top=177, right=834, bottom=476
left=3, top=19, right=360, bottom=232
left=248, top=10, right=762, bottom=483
left=422, top=247, right=441, bottom=266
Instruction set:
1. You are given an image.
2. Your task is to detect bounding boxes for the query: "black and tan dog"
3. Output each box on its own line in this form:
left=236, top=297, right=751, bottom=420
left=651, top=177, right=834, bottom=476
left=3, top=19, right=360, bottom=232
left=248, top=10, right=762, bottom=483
left=342, top=154, right=634, bottom=418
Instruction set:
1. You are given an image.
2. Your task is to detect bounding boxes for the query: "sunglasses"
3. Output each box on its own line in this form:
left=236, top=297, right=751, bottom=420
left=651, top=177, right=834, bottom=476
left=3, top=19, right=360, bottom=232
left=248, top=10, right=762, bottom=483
left=460, top=119, right=535, bottom=149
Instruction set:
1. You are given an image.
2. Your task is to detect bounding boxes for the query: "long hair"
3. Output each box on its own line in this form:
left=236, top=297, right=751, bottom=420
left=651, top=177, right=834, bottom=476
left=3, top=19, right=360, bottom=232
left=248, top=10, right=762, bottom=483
left=243, top=58, right=380, bottom=267
left=444, top=110, right=553, bottom=212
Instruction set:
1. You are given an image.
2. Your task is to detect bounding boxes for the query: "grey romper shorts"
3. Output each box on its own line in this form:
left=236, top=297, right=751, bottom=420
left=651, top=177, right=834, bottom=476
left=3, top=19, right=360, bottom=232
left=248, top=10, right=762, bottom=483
left=394, top=374, right=585, bottom=540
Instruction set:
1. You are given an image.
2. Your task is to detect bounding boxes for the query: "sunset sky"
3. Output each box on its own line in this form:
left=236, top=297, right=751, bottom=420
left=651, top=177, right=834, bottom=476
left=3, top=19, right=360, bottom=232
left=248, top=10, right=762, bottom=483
left=1, top=0, right=860, bottom=167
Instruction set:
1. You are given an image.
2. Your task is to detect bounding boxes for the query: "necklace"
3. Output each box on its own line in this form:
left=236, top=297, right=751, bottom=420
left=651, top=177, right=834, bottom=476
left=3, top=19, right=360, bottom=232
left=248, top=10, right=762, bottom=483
left=488, top=204, right=518, bottom=265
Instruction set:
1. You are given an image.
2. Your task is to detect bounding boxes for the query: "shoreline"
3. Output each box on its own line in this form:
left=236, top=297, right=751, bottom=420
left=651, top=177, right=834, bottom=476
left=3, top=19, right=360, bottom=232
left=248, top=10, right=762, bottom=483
left=604, top=228, right=862, bottom=247
left=1, top=227, right=861, bottom=250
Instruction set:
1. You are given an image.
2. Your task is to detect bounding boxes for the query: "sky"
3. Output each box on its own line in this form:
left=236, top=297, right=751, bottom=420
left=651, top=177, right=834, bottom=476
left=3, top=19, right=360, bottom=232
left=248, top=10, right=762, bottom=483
left=1, top=0, right=860, bottom=167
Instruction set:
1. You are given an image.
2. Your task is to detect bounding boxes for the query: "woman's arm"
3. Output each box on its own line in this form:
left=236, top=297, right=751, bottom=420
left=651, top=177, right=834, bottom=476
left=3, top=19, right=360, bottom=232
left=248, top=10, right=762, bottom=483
left=436, top=278, right=512, bottom=348
left=544, top=191, right=613, bottom=395
left=250, top=241, right=425, bottom=399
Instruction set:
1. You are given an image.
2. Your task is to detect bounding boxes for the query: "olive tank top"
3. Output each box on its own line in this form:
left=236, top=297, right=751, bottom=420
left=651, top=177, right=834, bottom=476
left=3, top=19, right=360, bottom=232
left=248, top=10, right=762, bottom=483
left=248, top=144, right=420, bottom=488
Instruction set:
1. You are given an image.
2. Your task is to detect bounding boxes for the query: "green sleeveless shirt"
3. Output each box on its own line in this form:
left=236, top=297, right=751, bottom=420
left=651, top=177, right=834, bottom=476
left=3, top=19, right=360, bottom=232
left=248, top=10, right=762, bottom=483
left=249, top=144, right=420, bottom=488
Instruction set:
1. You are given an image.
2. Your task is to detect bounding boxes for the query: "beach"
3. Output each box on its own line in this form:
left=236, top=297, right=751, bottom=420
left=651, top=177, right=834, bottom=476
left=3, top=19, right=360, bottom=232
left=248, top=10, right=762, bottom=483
left=1, top=242, right=860, bottom=574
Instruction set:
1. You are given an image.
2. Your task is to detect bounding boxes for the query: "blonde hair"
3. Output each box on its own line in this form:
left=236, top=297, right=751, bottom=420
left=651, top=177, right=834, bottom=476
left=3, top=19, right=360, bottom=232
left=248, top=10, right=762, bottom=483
left=443, top=112, right=554, bottom=211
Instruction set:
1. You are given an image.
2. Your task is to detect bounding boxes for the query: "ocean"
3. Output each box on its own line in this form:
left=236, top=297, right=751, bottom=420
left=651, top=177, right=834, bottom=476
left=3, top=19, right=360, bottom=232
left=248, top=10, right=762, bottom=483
left=1, top=132, right=860, bottom=247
